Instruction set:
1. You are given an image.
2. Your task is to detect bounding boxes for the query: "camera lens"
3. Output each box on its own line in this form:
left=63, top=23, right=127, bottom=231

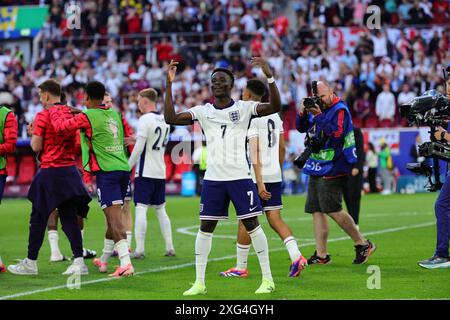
left=304, top=98, right=314, bottom=109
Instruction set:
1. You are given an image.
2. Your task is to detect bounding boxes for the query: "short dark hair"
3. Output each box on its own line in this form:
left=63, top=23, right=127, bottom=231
left=211, top=68, right=235, bottom=87
left=38, top=79, right=61, bottom=97
left=60, top=92, right=66, bottom=104
left=246, top=78, right=266, bottom=98
left=85, top=81, right=106, bottom=100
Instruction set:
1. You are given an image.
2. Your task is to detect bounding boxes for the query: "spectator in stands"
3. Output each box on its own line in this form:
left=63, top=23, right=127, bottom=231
left=408, top=0, right=432, bottom=24
left=398, top=0, right=412, bottom=23
left=375, top=83, right=396, bottom=125
left=107, top=7, right=121, bottom=37
left=240, top=8, right=258, bottom=34
left=353, top=91, right=372, bottom=124
left=397, top=83, right=416, bottom=107
left=375, top=57, right=394, bottom=82
left=24, top=96, right=42, bottom=125
left=155, top=38, right=174, bottom=62
left=341, top=50, right=358, bottom=71
left=142, top=4, right=152, bottom=33
left=223, top=30, right=246, bottom=59
left=432, top=0, right=449, bottom=24
left=126, top=6, right=141, bottom=34
left=209, top=7, right=227, bottom=32
left=371, top=30, right=388, bottom=63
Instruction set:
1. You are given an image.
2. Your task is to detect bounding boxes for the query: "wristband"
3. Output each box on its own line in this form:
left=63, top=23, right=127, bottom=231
left=267, top=77, right=275, bottom=84
left=441, top=131, right=446, bottom=141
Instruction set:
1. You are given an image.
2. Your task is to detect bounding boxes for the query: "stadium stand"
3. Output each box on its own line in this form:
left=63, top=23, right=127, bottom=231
left=0, top=0, right=448, bottom=195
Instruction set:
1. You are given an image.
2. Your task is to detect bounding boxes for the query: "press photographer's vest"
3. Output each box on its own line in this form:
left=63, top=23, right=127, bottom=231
left=0, top=107, right=11, bottom=170
left=303, top=102, right=357, bottom=176
left=80, top=108, right=130, bottom=173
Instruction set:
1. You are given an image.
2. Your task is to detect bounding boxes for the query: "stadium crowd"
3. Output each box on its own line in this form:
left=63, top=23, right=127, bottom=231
left=0, top=0, right=448, bottom=188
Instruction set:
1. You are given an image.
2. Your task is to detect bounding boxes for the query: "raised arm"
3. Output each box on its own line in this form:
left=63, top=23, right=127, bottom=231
left=251, top=57, right=281, bottom=117
left=164, top=60, right=195, bottom=125
left=48, top=106, right=90, bottom=133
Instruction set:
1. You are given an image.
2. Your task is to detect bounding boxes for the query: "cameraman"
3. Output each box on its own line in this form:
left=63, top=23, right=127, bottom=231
left=418, top=79, right=450, bottom=269
left=296, top=81, right=376, bottom=265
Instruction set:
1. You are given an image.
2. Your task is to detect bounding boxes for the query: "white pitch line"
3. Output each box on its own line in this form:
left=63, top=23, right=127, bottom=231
left=0, top=221, right=435, bottom=300
left=175, top=211, right=430, bottom=240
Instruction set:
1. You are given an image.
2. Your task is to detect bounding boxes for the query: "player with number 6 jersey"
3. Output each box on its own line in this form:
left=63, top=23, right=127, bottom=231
left=220, top=79, right=307, bottom=279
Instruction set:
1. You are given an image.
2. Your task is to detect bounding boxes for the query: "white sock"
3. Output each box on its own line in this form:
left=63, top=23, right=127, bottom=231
left=195, top=230, right=212, bottom=285
left=80, top=229, right=84, bottom=240
left=100, top=238, right=115, bottom=263
left=48, top=230, right=62, bottom=258
left=283, top=236, right=302, bottom=262
left=115, top=239, right=131, bottom=267
left=134, top=204, right=148, bottom=254
left=236, top=243, right=251, bottom=270
left=248, top=226, right=273, bottom=282
left=126, top=231, right=132, bottom=249
left=0, top=255, right=3, bottom=265
left=155, top=204, right=174, bottom=252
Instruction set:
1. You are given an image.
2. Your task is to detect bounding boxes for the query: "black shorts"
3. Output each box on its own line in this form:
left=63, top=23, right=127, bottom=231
left=305, top=175, right=345, bottom=214
left=0, top=174, right=6, bottom=204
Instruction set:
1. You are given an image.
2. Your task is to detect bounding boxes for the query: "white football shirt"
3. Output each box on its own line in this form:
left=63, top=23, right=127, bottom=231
left=129, top=112, right=169, bottom=179
left=189, top=100, right=259, bottom=181
left=247, top=113, right=284, bottom=183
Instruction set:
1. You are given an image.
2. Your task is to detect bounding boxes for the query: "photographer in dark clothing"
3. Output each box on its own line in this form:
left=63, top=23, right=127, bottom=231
left=296, top=81, right=376, bottom=265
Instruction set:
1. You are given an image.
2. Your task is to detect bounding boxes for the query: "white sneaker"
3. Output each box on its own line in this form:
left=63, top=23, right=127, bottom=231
left=62, top=263, right=89, bottom=275
left=8, top=259, right=38, bottom=275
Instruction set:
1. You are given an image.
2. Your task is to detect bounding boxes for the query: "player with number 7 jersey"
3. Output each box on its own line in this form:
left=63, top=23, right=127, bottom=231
left=164, top=57, right=282, bottom=296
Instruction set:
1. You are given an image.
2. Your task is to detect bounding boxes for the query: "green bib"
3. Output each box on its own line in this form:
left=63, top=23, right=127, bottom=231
left=80, top=108, right=130, bottom=172
left=0, top=106, right=11, bottom=170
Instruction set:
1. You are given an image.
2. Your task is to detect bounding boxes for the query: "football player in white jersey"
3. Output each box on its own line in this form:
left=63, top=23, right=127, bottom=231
left=164, top=57, right=281, bottom=296
left=220, top=79, right=307, bottom=279
left=127, top=88, right=175, bottom=258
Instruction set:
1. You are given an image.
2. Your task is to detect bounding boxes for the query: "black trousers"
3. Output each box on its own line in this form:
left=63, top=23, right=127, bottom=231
left=343, top=174, right=363, bottom=225
left=368, top=168, right=378, bottom=193
left=27, top=198, right=83, bottom=260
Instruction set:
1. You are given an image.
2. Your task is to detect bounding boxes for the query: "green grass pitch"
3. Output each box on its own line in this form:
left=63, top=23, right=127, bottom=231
left=0, top=193, right=448, bottom=300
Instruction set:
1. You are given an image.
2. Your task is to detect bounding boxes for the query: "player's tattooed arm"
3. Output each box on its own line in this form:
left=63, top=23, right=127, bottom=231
left=250, top=57, right=281, bottom=117
left=164, top=59, right=194, bottom=125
